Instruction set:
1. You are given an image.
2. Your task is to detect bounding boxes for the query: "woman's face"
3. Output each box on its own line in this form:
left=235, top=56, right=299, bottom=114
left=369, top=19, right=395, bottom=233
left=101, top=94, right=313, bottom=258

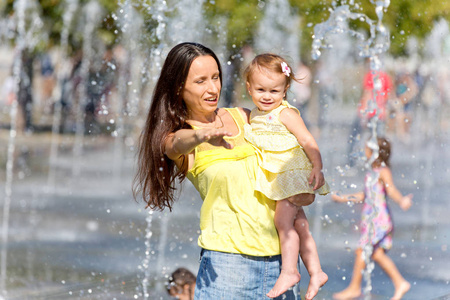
left=182, top=55, right=221, bottom=118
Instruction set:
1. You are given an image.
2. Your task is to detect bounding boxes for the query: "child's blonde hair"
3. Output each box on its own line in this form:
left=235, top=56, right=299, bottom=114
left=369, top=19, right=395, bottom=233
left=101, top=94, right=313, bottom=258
left=244, top=53, right=301, bottom=87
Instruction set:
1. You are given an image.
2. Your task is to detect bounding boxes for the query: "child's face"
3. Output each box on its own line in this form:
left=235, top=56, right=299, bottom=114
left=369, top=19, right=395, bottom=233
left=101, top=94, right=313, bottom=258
left=247, top=68, right=288, bottom=112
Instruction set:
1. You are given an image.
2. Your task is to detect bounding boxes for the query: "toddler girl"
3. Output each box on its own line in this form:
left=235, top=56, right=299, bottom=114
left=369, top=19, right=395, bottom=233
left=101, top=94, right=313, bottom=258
left=244, top=53, right=330, bottom=300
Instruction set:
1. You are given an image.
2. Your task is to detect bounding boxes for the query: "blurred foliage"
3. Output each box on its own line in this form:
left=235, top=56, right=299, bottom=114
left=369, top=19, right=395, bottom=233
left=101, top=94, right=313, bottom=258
left=210, top=0, right=450, bottom=57
left=1, top=0, right=449, bottom=57
left=1, top=0, right=119, bottom=54
left=204, top=0, right=262, bottom=52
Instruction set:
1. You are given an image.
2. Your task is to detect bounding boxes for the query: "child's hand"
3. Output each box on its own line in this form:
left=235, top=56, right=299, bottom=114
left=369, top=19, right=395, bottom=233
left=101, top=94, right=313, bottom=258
left=309, top=167, right=325, bottom=190
left=331, top=191, right=365, bottom=203
left=331, top=192, right=342, bottom=202
left=399, top=193, right=413, bottom=211
left=196, top=128, right=234, bottom=149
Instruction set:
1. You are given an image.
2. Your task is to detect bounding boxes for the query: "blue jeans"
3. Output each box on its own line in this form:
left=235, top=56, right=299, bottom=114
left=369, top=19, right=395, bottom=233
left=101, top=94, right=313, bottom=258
left=194, top=249, right=300, bottom=300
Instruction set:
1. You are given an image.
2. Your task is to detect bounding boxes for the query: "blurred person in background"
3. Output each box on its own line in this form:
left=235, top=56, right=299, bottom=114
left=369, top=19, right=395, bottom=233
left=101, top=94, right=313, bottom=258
left=387, top=71, right=418, bottom=143
left=17, top=50, right=35, bottom=133
left=347, top=61, right=393, bottom=167
left=39, top=52, right=56, bottom=115
left=166, top=267, right=196, bottom=300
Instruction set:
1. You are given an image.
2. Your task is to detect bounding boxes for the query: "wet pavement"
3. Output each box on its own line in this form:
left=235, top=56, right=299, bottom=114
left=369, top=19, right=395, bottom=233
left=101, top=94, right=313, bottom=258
left=0, top=102, right=449, bottom=299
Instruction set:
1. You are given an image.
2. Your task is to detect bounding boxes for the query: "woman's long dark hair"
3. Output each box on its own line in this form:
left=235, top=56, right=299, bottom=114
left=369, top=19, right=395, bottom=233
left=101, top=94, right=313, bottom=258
left=133, top=43, right=222, bottom=211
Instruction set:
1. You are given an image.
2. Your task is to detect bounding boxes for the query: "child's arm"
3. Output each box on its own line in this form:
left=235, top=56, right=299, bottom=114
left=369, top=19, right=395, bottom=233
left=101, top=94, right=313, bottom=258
left=379, top=167, right=413, bottom=211
left=280, top=108, right=324, bottom=190
left=331, top=191, right=365, bottom=203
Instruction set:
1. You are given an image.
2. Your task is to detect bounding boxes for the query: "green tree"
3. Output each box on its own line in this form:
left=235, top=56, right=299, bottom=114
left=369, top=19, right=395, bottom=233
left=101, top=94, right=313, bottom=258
left=1, top=0, right=118, bottom=54
left=290, top=0, right=450, bottom=57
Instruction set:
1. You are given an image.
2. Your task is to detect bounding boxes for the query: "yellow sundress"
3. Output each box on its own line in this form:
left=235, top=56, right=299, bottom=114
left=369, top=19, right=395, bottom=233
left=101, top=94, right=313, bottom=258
left=244, top=101, right=330, bottom=200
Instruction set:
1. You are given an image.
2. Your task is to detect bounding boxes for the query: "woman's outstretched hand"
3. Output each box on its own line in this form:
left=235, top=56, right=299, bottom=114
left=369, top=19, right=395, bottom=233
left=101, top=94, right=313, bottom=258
left=196, top=128, right=234, bottom=149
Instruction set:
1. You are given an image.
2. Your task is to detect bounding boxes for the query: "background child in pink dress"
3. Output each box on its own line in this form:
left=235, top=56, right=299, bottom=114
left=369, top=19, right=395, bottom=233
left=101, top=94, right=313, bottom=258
left=332, top=137, right=413, bottom=300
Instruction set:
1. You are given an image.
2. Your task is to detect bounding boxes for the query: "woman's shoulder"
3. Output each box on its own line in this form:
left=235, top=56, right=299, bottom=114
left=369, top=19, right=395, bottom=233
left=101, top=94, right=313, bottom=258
left=223, top=106, right=250, bottom=124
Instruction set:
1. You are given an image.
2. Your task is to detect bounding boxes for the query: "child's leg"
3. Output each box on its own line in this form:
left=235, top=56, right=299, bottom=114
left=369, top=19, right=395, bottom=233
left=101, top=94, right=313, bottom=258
left=372, top=248, right=410, bottom=300
left=267, top=199, right=301, bottom=298
left=294, top=206, right=328, bottom=300
left=332, top=248, right=365, bottom=300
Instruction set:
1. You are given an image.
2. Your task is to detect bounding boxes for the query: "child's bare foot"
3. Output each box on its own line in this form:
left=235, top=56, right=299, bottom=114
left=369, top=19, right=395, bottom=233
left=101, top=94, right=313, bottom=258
left=391, top=280, right=410, bottom=300
left=305, top=271, right=328, bottom=300
left=266, top=269, right=301, bottom=298
left=332, top=286, right=361, bottom=300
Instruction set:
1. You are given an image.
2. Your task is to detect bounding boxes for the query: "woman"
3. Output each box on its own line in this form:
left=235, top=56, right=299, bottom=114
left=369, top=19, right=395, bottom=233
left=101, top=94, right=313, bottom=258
left=133, top=42, right=299, bottom=299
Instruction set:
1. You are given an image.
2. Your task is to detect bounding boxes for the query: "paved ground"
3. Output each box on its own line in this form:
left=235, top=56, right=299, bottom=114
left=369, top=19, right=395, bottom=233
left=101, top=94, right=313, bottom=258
left=0, top=102, right=449, bottom=299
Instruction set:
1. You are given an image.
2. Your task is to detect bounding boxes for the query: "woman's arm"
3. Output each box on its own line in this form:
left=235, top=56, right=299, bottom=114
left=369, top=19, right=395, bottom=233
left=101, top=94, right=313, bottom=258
left=164, top=128, right=234, bottom=166
left=379, top=167, right=413, bottom=211
left=280, top=107, right=324, bottom=190
left=331, top=191, right=365, bottom=203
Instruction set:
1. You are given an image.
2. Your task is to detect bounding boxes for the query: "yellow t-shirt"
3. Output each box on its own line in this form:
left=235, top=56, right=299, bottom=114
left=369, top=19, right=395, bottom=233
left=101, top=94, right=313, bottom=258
left=186, top=108, right=281, bottom=256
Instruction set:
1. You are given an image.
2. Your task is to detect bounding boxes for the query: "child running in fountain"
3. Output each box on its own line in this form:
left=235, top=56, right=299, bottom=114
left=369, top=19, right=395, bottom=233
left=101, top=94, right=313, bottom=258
left=332, top=137, right=413, bottom=300
left=244, top=53, right=330, bottom=299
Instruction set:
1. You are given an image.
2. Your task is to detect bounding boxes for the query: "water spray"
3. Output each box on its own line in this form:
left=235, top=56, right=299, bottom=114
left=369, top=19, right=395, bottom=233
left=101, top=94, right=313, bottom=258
left=311, top=1, right=391, bottom=298
left=47, top=0, right=79, bottom=192
left=1, top=0, right=27, bottom=296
